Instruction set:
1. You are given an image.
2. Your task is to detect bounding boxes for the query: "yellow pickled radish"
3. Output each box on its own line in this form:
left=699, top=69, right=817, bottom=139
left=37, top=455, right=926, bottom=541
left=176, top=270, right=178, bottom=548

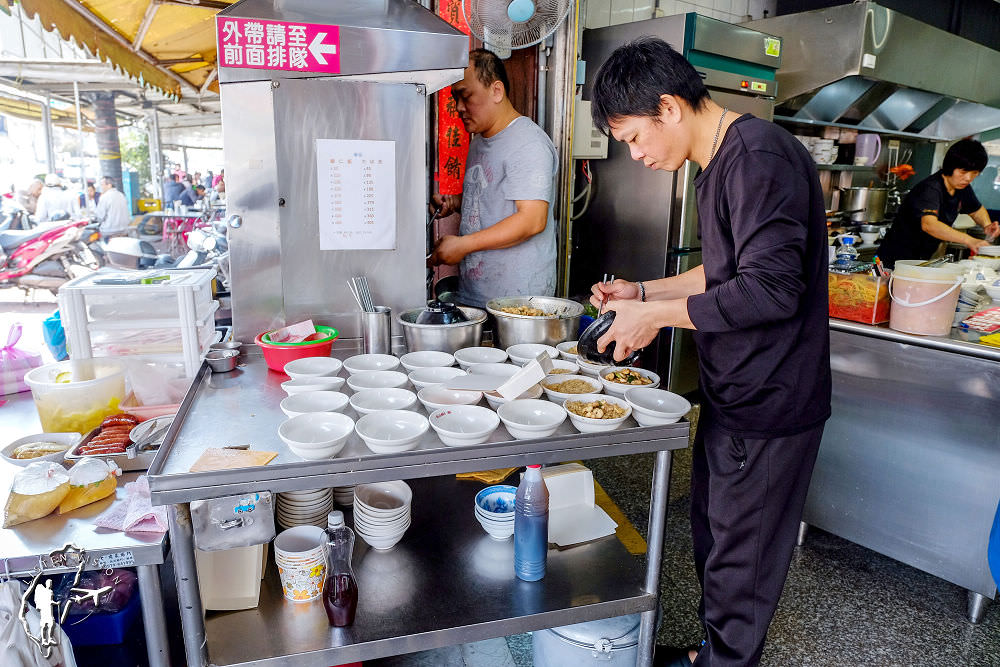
left=55, top=372, right=72, bottom=383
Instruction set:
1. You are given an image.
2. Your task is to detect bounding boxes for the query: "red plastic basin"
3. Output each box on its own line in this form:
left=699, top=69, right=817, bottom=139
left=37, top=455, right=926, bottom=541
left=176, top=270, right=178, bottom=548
left=255, top=331, right=338, bottom=373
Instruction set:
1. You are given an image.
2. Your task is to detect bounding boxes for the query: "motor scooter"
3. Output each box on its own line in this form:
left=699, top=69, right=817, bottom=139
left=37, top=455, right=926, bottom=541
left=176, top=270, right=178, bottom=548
left=0, top=219, right=91, bottom=293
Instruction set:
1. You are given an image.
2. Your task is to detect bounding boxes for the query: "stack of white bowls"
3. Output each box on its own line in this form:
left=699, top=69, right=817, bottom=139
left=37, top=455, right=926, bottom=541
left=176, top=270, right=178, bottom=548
left=474, top=484, right=516, bottom=540
left=333, top=485, right=355, bottom=507
left=353, top=481, right=413, bottom=550
left=276, top=488, right=334, bottom=529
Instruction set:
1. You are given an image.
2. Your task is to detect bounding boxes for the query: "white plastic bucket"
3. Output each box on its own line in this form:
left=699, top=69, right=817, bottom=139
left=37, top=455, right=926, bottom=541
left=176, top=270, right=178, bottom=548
left=194, top=543, right=267, bottom=610
left=888, top=263, right=963, bottom=336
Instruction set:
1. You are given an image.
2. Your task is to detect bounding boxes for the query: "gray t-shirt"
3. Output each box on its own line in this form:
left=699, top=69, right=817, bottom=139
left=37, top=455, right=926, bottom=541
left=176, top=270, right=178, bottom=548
left=457, top=116, right=558, bottom=308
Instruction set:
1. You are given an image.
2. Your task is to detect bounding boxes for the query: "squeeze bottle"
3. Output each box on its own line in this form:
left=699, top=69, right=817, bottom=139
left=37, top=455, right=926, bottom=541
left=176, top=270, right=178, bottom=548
left=514, top=465, right=549, bottom=581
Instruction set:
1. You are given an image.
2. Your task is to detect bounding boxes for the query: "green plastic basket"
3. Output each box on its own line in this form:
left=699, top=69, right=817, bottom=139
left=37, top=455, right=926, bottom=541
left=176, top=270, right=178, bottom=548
left=261, top=325, right=339, bottom=346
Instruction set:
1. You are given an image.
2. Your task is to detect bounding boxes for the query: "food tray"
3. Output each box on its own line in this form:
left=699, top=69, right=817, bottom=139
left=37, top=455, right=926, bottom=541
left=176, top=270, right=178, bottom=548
left=65, top=427, right=158, bottom=472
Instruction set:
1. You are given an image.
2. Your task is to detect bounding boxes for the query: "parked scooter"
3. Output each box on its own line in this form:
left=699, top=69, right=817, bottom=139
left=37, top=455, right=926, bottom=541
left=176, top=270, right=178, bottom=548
left=101, top=219, right=230, bottom=288
left=0, top=219, right=91, bottom=293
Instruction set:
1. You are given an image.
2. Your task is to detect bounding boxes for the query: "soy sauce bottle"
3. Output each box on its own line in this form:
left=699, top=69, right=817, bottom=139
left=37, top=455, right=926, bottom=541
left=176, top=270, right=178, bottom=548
left=323, top=511, right=358, bottom=627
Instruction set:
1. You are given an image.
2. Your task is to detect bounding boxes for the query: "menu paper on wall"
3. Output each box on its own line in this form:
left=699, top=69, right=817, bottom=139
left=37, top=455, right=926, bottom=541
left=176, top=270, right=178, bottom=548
left=316, top=139, right=397, bottom=250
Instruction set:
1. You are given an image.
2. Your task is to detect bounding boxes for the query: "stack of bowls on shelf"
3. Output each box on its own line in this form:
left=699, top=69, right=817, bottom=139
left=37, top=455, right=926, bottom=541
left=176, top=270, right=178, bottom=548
left=955, top=282, right=986, bottom=327
left=273, top=525, right=328, bottom=602
left=276, top=488, right=334, bottom=529
left=333, top=485, right=355, bottom=507
left=353, top=481, right=413, bottom=550
left=474, top=484, right=516, bottom=540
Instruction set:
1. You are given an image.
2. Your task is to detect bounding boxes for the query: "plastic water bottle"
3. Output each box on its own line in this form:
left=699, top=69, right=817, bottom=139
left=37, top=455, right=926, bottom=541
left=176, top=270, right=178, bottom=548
left=514, top=465, right=549, bottom=581
left=835, top=235, right=860, bottom=264
left=323, top=511, right=358, bottom=627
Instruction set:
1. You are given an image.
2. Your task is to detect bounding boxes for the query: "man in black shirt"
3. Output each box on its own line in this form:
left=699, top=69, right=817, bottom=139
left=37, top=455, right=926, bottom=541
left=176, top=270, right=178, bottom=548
left=877, top=139, right=998, bottom=268
left=589, top=38, right=831, bottom=666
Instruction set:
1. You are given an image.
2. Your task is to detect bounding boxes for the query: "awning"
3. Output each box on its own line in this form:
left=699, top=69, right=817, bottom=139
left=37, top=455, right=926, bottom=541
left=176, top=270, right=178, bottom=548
left=20, top=0, right=234, bottom=100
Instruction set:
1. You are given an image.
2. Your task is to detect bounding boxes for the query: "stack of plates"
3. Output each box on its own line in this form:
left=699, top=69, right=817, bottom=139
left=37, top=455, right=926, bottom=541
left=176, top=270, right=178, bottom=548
left=276, top=488, right=333, bottom=529
left=333, top=485, right=355, bottom=507
left=353, top=481, right=413, bottom=551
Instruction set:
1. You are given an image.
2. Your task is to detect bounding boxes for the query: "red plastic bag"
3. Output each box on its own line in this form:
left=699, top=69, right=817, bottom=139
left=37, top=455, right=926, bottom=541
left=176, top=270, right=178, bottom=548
left=1, top=323, right=42, bottom=395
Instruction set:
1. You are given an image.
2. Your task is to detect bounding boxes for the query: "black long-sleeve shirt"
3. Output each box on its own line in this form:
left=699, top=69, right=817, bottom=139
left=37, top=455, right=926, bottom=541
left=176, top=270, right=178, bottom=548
left=686, top=114, right=831, bottom=438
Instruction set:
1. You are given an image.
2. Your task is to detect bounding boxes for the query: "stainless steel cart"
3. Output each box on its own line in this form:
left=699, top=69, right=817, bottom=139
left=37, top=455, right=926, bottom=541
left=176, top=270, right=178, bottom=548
left=148, top=347, right=689, bottom=666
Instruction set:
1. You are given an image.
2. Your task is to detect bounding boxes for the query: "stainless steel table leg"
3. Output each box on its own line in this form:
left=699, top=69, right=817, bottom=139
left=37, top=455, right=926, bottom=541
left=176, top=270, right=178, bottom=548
left=797, top=521, right=809, bottom=547
left=967, top=591, right=987, bottom=624
left=638, top=449, right=673, bottom=667
left=137, top=564, right=171, bottom=667
left=169, top=503, right=208, bottom=666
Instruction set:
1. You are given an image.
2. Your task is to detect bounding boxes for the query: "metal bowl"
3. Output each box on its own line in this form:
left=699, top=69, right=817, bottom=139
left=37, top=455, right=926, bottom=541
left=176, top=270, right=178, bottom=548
left=485, top=296, right=584, bottom=348
left=210, top=341, right=242, bottom=352
left=205, top=349, right=239, bottom=373
left=397, top=306, right=487, bottom=353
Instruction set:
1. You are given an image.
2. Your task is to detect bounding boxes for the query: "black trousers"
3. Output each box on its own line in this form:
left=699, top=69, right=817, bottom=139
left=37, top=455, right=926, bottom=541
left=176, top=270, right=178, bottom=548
left=690, top=418, right=825, bottom=666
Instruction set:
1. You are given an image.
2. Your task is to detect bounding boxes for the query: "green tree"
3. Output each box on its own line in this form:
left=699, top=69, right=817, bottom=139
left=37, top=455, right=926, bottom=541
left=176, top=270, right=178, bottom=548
left=120, top=126, right=151, bottom=194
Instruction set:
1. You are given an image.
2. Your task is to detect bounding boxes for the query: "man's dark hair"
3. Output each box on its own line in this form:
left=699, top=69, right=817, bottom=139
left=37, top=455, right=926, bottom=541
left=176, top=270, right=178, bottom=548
left=591, top=37, right=710, bottom=135
left=101, top=176, right=114, bottom=187
left=469, top=48, right=510, bottom=96
left=942, top=139, right=988, bottom=175
left=171, top=174, right=179, bottom=181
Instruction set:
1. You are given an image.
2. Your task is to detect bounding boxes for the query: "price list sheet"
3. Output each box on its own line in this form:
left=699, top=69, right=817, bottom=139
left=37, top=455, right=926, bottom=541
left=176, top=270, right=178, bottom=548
left=316, top=139, right=397, bottom=250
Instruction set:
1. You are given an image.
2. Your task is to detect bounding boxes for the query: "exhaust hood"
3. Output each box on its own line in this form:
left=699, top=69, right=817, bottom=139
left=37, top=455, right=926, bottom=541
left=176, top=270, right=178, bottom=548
left=216, top=0, right=469, bottom=91
left=748, top=2, right=1000, bottom=140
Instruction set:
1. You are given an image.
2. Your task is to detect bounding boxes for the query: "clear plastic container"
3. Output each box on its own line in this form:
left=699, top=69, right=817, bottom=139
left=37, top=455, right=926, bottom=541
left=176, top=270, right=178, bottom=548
left=514, top=464, right=549, bottom=581
left=24, top=359, right=127, bottom=433
left=323, top=511, right=358, bottom=627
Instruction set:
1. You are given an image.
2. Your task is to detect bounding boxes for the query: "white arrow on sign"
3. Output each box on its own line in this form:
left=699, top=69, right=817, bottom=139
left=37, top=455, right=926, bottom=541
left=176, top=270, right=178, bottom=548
left=308, top=32, right=338, bottom=65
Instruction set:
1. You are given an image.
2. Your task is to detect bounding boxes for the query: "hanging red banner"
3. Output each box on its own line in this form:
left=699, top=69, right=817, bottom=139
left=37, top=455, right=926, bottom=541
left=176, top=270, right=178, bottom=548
left=436, top=0, right=470, bottom=195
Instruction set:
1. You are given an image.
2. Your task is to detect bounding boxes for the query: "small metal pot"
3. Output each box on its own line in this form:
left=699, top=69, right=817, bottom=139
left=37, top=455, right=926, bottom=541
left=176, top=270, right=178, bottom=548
left=205, top=349, right=239, bottom=373
left=486, top=296, right=584, bottom=348
left=397, top=306, right=487, bottom=353
left=839, top=187, right=889, bottom=223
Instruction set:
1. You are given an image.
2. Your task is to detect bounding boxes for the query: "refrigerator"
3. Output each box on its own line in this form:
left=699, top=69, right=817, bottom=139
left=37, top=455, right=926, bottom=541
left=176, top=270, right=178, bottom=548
left=574, top=13, right=782, bottom=395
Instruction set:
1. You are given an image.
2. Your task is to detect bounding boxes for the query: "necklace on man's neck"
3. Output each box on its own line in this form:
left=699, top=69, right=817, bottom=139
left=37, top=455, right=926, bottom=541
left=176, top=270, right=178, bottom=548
left=708, top=108, right=729, bottom=164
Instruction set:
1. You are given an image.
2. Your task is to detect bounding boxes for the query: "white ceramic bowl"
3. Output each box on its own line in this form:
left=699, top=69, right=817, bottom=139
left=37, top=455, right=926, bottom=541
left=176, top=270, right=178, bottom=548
left=562, top=393, right=633, bottom=433
left=986, top=284, right=1000, bottom=301
left=279, top=391, right=350, bottom=418
left=343, top=353, right=401, bottom=375
left=417, top=385, right=483, bottom=412
left=399, top=350, right=455, bottom=372
left=467, top=362, right=521, bottom=378
left=349, top=388, right=417, bottom=415
left=506, top=343, right=559, bottom=366
left=278, top=412, right=354, bottom=459
left=282, top=356, right=343, bottom=379
left=346, top=370, right=409, bottom=393
left=548, top=359, right=580, bottom=375
left=540, top=373, right=602, bottom=402
left=484, top=383, right=543, bottom=410
left=624, top=388, right=692, bottom=426
left=497, top=399, right=567, bottom=440
left=1, top=432, right=80, bottom=467
left=407, top=366, right=467, bottom=391
left=476, top=516, right=515, bottom=540
left=576, top=358, right=605, bottom=377
left=281, top=376, right=345, bottom=395
left=356, top=527, right=409, bottom=550
left=454, top=346, right=508, bottom=369
left=428, top=405, right=501, bottom=447
left=355, top=410, right=428, bottom=453
left=354, top=480, right=413, bottom=513
left=474, top=484, right=517, bottom=514
left=598, top=366, right=661, bottom=396
left=355, top=507, right=411, bottom=528
left=556, top=341, right=579, bottom=360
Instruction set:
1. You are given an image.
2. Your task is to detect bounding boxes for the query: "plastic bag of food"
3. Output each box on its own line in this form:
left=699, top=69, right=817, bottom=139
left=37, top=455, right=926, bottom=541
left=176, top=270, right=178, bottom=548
left=58, top=458, right=121, bottom=514
left=1, top=322, right=43, bottom=395
left=59, top=568, right=138, bottom=615
left=3, top=461, right=70, bottom=527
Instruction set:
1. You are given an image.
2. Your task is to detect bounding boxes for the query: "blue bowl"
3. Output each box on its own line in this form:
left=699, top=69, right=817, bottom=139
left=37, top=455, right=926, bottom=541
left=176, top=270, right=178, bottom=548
left=475, top=484, right=517, bottom=514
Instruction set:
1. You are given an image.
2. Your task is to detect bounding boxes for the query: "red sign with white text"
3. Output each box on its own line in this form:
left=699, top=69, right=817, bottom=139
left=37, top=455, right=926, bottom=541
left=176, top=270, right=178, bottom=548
left=216, top=17, right=340, bottom=73
left=436, top=0, right=470, bottom=195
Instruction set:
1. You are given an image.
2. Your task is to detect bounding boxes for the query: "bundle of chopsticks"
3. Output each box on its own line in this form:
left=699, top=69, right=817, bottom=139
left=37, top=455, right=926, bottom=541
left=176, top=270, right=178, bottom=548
left=348, top=276, right=376, bottom=312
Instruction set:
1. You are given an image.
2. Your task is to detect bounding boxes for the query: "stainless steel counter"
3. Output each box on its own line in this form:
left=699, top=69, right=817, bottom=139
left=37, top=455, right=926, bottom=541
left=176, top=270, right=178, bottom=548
left=150, top=349, right=689, bottom=667
left=829, top=318, right=1000, bottom=362
left=804, top=323, right=1000, bottom=623
left=0, top=392, right=171, bottom=665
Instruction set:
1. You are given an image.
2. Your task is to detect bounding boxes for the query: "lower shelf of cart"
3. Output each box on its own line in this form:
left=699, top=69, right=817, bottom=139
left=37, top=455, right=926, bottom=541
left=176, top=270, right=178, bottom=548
left=204, top=476, right=655, bottom=667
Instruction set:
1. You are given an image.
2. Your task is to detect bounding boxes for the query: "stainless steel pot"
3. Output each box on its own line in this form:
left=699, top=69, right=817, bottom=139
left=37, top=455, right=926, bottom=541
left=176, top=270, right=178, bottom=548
left=397, top=306, right=487, bottom=353
left=839, top=187, right=889, bottom=223
left=486, top=296, right=584, bottom=348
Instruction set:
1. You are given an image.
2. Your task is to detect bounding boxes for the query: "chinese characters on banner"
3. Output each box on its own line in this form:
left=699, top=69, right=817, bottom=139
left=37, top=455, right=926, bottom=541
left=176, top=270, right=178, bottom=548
left=315, top=140, right=397, bottom=251
left=437, top=0, right=471, bottom=195
left=216, top=17, right=340, bottom=73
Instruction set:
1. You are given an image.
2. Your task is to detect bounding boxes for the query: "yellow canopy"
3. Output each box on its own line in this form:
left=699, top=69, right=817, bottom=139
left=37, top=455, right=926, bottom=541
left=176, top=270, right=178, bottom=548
left=20, top=0, right=233, bottom=100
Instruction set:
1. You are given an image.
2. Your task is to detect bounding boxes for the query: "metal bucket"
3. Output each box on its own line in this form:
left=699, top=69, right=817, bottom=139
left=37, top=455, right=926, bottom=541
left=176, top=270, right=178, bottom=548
left=486, top=296, right=583, bottom=348
left=839, top=187, right=889, bottom=222
left=533, top=614, right=640, bottom=666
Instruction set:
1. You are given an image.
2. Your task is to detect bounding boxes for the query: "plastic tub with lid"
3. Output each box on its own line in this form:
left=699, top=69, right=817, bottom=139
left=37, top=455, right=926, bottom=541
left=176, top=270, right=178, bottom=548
left=533, top=614, right=640, bottom=666
left=24, top=359, right=127, bottom=433
left=888, top=261, right=964, bottom=336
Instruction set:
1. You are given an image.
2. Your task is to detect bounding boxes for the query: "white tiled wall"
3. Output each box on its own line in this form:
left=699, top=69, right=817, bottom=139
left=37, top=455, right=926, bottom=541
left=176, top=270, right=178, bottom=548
left=586, top=0, right=778, bottom=27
